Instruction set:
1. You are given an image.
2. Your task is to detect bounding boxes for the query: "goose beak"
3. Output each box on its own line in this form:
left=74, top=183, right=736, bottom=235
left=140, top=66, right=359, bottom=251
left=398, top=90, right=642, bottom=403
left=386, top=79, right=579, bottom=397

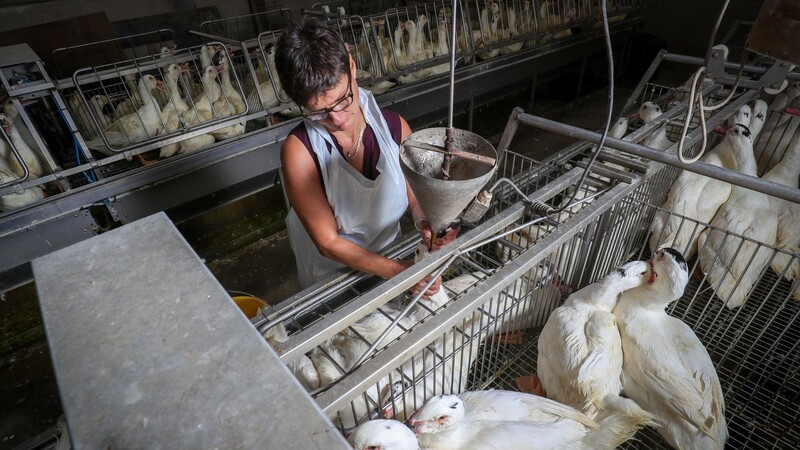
left=712, top=125, right=728, bottom=136
left=647, top=259, right=657, bottom=284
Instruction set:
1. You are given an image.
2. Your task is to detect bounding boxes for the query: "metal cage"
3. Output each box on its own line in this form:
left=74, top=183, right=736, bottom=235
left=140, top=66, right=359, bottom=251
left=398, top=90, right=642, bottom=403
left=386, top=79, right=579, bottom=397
left=195, top=9, right=296, bottom=128
left=256, top=45, right=800, bottom=448
left=376, top=1, right=472, bottom=84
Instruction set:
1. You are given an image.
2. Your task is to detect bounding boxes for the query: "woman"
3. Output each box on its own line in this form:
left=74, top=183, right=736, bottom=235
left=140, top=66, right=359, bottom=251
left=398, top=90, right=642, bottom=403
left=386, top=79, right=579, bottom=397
left=275, top=19, right=456, bottom=291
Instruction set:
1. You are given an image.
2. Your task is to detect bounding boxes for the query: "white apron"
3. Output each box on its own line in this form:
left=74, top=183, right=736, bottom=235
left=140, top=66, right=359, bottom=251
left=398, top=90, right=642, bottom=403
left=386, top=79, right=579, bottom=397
left=286, top=88, right=409, bottom=288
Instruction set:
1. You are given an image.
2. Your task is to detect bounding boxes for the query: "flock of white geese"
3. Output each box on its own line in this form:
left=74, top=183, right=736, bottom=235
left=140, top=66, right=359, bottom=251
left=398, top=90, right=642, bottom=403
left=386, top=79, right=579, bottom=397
left=78, top=44, right=249, bottom=158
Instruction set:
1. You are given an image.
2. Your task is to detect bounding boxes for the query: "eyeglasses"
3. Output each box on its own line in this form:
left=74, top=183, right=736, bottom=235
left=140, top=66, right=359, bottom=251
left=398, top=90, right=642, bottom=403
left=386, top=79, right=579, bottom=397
left=302, top=72, right=354, bottom=122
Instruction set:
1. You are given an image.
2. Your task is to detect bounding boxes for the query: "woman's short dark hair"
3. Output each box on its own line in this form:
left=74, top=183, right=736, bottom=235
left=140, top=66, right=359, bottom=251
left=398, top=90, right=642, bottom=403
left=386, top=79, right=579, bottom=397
left=275, top=19, right=350, bottom=109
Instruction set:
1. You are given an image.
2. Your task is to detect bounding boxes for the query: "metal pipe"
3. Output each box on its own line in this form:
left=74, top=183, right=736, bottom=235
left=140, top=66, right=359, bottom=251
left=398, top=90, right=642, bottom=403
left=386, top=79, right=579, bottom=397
left=704, top=0, right=731, bottom=67
left=448, top=0, right=458, bottom=129
left=517, top=113, right=800, bottom=204
left=665, top=52, right=800, bottom=82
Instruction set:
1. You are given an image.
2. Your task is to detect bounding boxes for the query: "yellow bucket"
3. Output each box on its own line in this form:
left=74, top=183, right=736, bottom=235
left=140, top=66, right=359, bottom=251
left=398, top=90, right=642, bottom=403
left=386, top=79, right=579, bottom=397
left=232, top=296, right=267, bottom=319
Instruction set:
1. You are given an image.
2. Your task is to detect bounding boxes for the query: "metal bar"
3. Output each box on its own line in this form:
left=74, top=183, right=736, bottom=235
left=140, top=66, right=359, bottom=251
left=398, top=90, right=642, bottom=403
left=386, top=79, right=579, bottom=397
left=448, top=0, right=458, bottom=129
left=515, top=113, right=800, bottom=204
left=619, top=49, right=666, bottom=116
left=664, top=52, right=800, bottom=82
left=254, top=237, right=419, bottom=331
left=403, top=139, right=497, bottom=166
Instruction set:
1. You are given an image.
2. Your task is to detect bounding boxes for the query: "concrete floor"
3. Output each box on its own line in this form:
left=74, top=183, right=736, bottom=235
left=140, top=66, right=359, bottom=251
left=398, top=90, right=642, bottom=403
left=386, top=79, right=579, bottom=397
left=0, top=59, right=692, bottom=448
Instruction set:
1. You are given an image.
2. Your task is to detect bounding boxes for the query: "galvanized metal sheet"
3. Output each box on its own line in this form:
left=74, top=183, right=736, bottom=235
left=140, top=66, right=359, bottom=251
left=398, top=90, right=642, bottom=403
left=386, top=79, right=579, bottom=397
left=32, top=212, right=347, bottom=450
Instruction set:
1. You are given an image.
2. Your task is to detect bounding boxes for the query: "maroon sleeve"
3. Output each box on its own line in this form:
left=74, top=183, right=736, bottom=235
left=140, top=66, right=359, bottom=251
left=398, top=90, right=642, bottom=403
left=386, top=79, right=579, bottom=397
left=381, top=108, right=403, bottom=145
left=288, top=122, right=323, bottom=184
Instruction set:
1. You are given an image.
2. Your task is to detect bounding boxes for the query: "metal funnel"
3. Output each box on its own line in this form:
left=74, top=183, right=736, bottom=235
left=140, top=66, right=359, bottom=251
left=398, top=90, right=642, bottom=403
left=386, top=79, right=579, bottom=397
left=400, top=127, right=497, bottom=235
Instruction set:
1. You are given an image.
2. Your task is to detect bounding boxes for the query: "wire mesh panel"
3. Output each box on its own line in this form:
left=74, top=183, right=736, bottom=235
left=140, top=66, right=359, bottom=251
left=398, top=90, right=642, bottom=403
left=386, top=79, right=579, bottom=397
left=351, top=0, right=406, bottom=16
left=51, top=30, right=178, bottom=80
left=379, top=1, right=472, bottom=84
left=327, top=15, right=379, bottom=84
left=536, top=0, right=590, bottom=40
left=71, top=43, right=248, bottom=157
left=196, top=9, right=296, bottom=128
left=753, top=108, right=800, bottom=176
left=198, top=10, right=292, bottom=45
left=0, top=122, right=46, bottom=212
left=468, top=0, right=534, bottom=60
left=593, top=0, right=641, bottom=25
left=305, top=1, right=353, bottom=17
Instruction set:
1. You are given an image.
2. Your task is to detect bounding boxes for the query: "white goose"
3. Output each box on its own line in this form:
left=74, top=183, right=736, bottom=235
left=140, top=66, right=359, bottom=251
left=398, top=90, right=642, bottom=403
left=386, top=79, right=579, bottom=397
left=540, top=0, right=575, bottom=41
left=761, top=97, right=800, bottom=174
left=2, top=99, right=38, bottom=152
left=407, top=391, right=652, bottom=450
left=112, top=73, right=145, bottom=117
left=762, top=130, right=800, bottom=282
left=498, top=9, right=524, bottom=55
left=0, top=167, right=44, bottom=211
left=263, top=322, right=320, bottom=391
left=639, top=101, right=673, bottom=151
left=381, top=264, right=559, bottom=422
left=649, top=119, right=755, bottom=260
left=428, top=21, right=451, bottom=76
left=397, top=20, right=433, bottom=84
left=348, top=419, right=419, bottom=450
left=537, top=260, right=654, bottom=419
left=755, top=82, right=800, bottom=173
left=85, top=75, right=164, bottom=155
left=179, top=65, right=222, bottom=154
left=476, top=10, right=500, bottom=61
left=698, top=124, right=778, bottom=309
left=379, top=312, right=487, bottom=423
left=615, top=248, right=728, bottom=450
left=0, top=112, right=47, bottom=178
left=309, top=248, right=468, bottom=430
left=246, top=43, right=282, bottom=114
left=158, top=64, right=191, bottom=158
left=210, top=53, right=246, bottom=141
left=68, top=93, right=112, bottom=140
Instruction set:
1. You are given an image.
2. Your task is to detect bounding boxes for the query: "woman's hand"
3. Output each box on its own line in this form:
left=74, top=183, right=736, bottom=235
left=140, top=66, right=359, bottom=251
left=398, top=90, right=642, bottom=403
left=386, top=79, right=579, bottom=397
left=397, top=258, right=443, bottom=299
left=416, top=219, right=460, bottom=251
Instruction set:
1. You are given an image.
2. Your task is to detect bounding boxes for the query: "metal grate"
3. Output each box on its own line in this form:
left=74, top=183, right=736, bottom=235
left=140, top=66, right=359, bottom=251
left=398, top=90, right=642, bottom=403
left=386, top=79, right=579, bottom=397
left=70, top=43, right=249, bottom=157
left=537, top=0, right=590, bottom=39
left=196, top=9, right=296, bottom=128
left=753, top=108, right=800, bottom=176
left=467, top=0, right=536, bottom=61
left=198, top=10, right=293, bottom=45
left=263, top=65, right=800, bottom=448
left=51, top=30, right=177, bottom=80
left=377, top=1, right=472, bottom=83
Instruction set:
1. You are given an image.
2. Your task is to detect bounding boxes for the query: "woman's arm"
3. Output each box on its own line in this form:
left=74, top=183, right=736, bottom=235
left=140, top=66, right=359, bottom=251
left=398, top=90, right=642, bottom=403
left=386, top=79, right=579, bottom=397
left=281, top=134, right=408, bottom=280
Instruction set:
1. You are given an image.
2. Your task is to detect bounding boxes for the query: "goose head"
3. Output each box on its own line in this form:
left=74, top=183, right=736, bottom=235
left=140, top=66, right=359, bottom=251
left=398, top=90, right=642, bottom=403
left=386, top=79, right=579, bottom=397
left=638, top=101, right=662, bottom=123
left=647, top=248, right=689, bottom=303
left=612, top=260, right=652, bottom=290
left=348, top=420, right=419, bottom=450
left=406, top=395, right=465, bottom=435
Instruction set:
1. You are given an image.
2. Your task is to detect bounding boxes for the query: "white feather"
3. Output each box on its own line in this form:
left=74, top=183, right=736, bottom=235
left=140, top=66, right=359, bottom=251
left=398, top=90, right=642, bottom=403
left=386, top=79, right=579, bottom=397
left=538, top=260, right=653, bottom=420
left=698, top=124, right=777, bottom=309
left=615, top=248, right=727, bottom=449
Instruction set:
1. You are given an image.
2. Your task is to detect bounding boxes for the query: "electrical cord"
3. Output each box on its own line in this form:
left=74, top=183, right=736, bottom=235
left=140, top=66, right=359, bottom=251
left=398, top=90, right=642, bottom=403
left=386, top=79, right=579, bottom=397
left=547, top=0, right=614, bottom=217
left=676, top=42, right=746, bottom=164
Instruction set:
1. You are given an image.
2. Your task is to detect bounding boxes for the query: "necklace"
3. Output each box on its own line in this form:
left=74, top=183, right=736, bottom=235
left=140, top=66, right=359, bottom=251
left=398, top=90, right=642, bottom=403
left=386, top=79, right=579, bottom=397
left=345, top=121, right=366, bottom=161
